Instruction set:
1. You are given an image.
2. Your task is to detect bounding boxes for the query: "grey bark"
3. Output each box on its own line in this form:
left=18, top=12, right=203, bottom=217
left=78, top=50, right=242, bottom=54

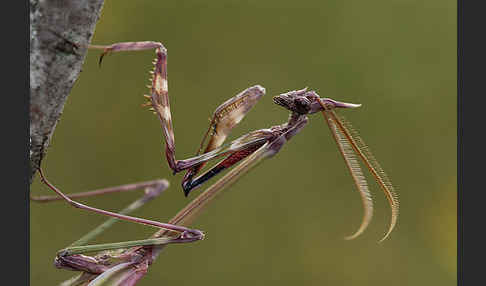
left=30, top=0, right=105, bottom=185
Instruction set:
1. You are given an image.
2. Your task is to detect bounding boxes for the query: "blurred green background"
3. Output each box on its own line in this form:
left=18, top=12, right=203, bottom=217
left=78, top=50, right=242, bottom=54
left=30, top=0, right=456, bottom=285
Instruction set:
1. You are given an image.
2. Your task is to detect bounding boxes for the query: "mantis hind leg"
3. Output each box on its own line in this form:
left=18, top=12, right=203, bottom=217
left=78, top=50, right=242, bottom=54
left=37, top=168, right=204, bottom=241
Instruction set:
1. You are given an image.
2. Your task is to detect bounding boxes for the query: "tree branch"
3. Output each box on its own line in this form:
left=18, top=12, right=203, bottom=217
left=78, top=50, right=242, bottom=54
left=29, top=0, right=105, bottom=185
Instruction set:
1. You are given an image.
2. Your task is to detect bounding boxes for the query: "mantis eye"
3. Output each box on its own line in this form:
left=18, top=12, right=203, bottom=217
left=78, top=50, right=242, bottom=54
left=294, top=97, right=311, bottom=114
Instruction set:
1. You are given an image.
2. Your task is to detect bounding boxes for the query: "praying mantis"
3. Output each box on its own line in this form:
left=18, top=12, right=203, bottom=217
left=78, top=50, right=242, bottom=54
left=32, top=40, right=399, bottom=285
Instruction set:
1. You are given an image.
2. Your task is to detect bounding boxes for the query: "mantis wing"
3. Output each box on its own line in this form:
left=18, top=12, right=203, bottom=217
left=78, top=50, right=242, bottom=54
left=176, top=129, right=274, bottom=171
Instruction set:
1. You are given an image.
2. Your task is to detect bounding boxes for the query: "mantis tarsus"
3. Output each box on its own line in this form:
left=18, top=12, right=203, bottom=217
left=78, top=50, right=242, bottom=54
left=33, top=40, right=399, bottom=284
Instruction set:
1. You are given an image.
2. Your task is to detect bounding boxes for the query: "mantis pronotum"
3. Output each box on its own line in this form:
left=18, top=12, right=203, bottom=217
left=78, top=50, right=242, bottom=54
left=33, top=41, right=399, bottom=283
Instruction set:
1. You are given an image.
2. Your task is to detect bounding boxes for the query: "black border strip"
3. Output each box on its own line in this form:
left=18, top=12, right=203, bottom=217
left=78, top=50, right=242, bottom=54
left=457, top=0, right=463, bottom=284
left=4, top=0, right=29, bottom=285
left=459, top=0, right=486, bottom=285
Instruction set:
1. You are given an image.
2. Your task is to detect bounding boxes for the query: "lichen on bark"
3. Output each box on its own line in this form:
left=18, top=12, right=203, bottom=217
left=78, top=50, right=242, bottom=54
left=29, top=0, right=105, bottom=184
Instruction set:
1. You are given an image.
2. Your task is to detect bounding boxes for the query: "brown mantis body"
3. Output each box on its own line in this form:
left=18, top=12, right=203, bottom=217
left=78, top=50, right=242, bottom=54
left=33, top=40, right=399, bottom=285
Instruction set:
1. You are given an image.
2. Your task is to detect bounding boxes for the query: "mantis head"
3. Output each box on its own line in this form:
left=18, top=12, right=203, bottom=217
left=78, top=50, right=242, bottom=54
left=273, top=88, right=361, bottom=115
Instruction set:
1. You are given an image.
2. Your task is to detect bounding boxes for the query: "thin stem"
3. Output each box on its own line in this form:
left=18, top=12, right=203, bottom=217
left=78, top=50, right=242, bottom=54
left=60, top=237, right=176, bottom=256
